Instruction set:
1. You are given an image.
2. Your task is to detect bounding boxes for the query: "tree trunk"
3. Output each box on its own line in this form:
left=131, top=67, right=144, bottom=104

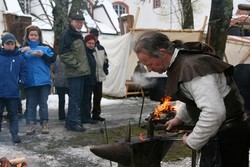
left=206, top=0, right=233, bottom=59
left=52, top=0, right=89, bottom=53
left=180, top=0, right=194, bottom=29
left=52, top=0, right=69, bottom=53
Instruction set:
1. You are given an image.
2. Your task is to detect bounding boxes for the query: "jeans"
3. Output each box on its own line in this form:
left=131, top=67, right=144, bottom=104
left=55, top=87, right=69, bottom=120
left=0, top=98, right=19, bottom=134
left=66, top=76, right=84, bottom=127
left=25, top=85, right=50, bottom=124
left=80, top=84, right=94, bottom=122
left=17, top=98, right=22, bottom=114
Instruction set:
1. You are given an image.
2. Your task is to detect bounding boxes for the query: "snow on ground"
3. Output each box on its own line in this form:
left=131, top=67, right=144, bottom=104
left=22, top=94, right=124, bottom=110
left=1, top=95, right=249, bottom=166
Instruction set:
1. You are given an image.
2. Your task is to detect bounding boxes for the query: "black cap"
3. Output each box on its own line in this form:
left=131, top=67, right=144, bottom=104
left=90, top=28, right=99, bottom=36
left=1, top=33, right=16, bottom=44
left=71, top=14, right=85, bottom=21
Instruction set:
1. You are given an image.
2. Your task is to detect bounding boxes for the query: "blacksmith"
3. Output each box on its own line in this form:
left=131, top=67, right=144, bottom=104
left=134, top=30, right=250, bottom=167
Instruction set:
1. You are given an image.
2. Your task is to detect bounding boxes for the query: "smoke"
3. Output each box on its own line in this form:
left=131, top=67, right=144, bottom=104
left=131, top=73, right=158, bottom=88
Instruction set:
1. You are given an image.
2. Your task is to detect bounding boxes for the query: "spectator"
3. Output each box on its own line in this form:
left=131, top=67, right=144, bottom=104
left=1, top=31, right=23, bottom=118
left=20, top=25, right=56, bottom=135
left=233, top=64, right=250, bottom=121
left=53, top=56, right=69, bottom=121
left=1, top=30, right=21, bottom=47
left=0, top=33, right=27, bottom=143
left=59, top=14, right=90, bottom=132
left=80, top=34, right=98, bottom=124
left=134, top=30, right=250, bottom=167
left=89, top=28, right=109, bottom=121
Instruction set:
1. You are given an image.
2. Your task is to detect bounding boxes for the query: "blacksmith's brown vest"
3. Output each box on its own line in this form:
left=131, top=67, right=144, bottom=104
left=165, top=42, right=245, bottom=127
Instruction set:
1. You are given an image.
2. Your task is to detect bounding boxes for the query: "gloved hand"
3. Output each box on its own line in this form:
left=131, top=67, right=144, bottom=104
left=18, top=82, right=24, bottom=89
left=103, top=60, right=109, bottom=75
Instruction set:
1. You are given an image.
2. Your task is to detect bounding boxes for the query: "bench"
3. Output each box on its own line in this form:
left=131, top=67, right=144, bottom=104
left=125, top=80, right=144, bottom=98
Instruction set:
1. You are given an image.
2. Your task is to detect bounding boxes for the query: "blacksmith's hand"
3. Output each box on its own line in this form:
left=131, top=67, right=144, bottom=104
left=182, top=132, right=188, bottom=146
left=165, top=118, right=183, bottom=132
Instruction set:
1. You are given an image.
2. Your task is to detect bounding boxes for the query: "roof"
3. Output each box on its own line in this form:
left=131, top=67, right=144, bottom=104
left=1, top=0, right=120, bottom=35
left=30, top=0, right=119, bottom=35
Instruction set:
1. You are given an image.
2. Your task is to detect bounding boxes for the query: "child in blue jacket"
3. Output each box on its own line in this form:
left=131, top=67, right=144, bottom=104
left=20, top=25, right=56, bottom=135
left=0, top=33, right=27, bottom=143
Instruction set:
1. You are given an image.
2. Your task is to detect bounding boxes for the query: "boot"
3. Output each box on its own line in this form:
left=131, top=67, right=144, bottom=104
left=26, top=122, right=35, bottom=135
left=11, top=133, right=21, bottom=143
left=41, top=121, right=49, bottom=134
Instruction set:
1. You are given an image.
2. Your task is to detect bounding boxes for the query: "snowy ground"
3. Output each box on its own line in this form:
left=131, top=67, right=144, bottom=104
left=0, top=95, right=249, bottom=167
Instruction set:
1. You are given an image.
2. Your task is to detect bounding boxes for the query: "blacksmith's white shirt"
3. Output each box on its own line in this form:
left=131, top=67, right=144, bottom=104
left=170, top=49, right=231, bottom=150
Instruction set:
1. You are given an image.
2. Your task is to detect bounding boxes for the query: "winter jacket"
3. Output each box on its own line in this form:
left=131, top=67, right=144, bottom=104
left=54, top=56, right=68, bottom=88
left=0, top=48, right=27, bottom=98
left=85, top=47, right=97, bottom=86
left=59, top=25, right=90, bottom=78
left=20, top=40, right=56, bottom=88
left=94, top=41, right=109, bottom=82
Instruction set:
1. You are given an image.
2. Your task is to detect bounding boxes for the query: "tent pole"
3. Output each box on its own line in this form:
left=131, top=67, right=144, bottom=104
left=199, top=16, right=208, bottom=42
left=224, top=53, right=229, bottom=63
left=131, top=7, right=140, bottom=34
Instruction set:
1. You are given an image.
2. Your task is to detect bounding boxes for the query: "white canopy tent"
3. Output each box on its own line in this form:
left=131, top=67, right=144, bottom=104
left=99, top=29, right=204, bottom=97
left=225, top=36, right=250, bottom=65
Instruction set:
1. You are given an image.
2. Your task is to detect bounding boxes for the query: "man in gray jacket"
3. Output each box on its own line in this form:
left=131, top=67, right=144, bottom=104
left=59, top=14, right=90, bottom=132
left=53, top=56, right=69, bottom=121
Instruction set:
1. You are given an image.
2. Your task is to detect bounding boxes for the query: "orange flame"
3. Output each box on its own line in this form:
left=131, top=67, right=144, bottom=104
left=153, top=96, right=176, bottom=120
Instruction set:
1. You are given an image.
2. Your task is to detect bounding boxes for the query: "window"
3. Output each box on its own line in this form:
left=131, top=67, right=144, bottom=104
left=113, top=4, right=126, bottom=16
left=112, top=2, right=129, bottom=16
left=18, top=0, right=30, bottom=14
left=153, top=0, right=161, bottom=8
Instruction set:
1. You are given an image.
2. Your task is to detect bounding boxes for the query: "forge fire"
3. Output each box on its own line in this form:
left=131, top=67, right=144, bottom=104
left=153, top=96, right=176, bottom=120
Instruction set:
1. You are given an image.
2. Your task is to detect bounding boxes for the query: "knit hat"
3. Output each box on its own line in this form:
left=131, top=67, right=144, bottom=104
left=84, top=34, right=96, bottom=43
left=90, top=28, right=99, bottom=36
left=1, top=33, right=16, bottom=44
left=71, top=14, right=85, bottom=20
